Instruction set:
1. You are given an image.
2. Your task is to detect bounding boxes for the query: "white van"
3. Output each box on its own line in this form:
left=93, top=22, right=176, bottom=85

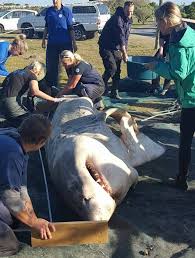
left=71, top=2, right=110, bottom=39
left=17, top=2, right=110, bottom=40
left=0, top=9, right=37, bottom=33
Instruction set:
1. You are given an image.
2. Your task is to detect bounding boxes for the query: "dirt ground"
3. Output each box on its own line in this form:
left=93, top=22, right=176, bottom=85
left=5, top=86, right=195, bottom=258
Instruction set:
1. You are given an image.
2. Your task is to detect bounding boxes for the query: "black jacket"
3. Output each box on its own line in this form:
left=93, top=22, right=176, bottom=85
left=98, top=7, right=132, bottom=50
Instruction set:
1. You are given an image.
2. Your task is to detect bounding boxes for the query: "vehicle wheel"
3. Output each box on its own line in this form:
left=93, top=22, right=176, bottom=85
left=37, top=32, right=43, bottom=39
left=86, top=32, right=95, bottom=39
left=74, top=26, right=86, bottom=41
left=0, top=24, right=4, bottom=33
left=21, top=23, right=34, bottom=39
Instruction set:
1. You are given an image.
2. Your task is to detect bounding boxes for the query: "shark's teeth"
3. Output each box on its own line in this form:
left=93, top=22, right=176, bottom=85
left=86, top=160, right=113, bottom=197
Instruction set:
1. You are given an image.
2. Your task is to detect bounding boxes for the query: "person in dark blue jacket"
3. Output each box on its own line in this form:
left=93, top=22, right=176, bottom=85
left=58, top=50, right=105, bottom=110
left=0, top=34, right=28, bottom=77
left=0, top=114, right=55, bottom=256
left=42, top=0, right=77, bottom=89
left=98, top=1, right=134, bottom=99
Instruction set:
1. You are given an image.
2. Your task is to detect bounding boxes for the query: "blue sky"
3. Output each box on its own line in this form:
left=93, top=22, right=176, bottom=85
left=2, top=0, right=194, bottom=6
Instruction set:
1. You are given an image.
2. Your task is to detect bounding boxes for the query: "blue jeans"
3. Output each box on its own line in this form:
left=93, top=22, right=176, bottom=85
left=46, top=43, right=73, bottom=88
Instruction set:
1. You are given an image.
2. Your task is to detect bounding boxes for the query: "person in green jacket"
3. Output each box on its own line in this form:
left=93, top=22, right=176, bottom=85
left=146, top=2, right=195, bottom=190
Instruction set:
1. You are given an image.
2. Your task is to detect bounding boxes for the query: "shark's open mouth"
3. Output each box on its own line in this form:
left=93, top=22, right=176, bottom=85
left=86, top=160, right=113, bottom=197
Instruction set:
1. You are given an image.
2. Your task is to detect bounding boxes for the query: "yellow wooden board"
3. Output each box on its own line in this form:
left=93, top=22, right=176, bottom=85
left=31, top=221, right=108, bottom=247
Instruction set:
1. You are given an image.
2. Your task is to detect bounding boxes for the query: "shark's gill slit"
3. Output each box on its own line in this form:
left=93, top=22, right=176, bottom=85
left=86, top=160, right=113, bottom=197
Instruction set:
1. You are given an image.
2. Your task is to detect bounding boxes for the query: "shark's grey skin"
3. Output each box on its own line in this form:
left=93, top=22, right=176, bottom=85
left=46, top=96, right=164, bottom=221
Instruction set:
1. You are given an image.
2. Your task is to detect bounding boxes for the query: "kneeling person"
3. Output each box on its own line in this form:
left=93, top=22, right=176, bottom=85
left=1, top=61, right=64, bottom=127
left=58, top=50, right=105, bottom=110
left=0, top=114, right=55, bottom=256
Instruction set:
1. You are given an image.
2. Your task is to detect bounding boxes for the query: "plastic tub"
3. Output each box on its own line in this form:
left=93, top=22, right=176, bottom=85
left=127, top=56, right=158, bottom=80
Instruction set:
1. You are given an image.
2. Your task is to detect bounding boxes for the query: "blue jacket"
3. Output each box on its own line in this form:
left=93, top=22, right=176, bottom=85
left=0, top=42, right=10, bottom=77
left=98, top=7, right=132, bottom=50
left=0, top=128, right=28, bottom=192
left=45, top=5, right=74, bottom=46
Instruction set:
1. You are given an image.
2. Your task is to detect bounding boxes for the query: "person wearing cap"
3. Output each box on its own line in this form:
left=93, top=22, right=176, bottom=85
left=0, top=34, right=28, bottom=77
left=98, top=1, right=134, bottom=99
left=0, top=61, right=65, bottom=127
left=42, top=0, right=77, bottom=89
left=0, top=114, right=55, bottom=256
left=58, top=50, right=105, bottom=110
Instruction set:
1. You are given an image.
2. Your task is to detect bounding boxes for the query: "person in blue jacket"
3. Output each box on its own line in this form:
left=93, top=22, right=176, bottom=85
left=0, top=34, right=28, bottom=77
left=0, top=114, right=55, bottom=256
left=42, top=0, right=77, bottom=89
left=98, top=1, right=134, bottom=99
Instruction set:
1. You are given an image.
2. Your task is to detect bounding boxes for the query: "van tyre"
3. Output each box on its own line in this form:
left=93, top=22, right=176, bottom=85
left=37, top=32, right=43, bottom=39
left=21, top=23, right=34, bottom=39
left=74, top=26, right=86, bottom=41
left=0, top=24, right=4, bottom=33
left=86, top=32, right=95, bottom=39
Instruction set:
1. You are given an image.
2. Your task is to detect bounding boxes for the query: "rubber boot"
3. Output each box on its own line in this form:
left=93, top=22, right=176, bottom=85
left=110, top=80, right=121, bottom=99
left=102, top=73, right=110, bottom=96
left=175, top=174, right=188, bottom=191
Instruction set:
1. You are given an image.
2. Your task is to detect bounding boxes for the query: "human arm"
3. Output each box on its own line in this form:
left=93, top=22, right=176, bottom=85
left=114, top=16, right=129, bottom=62
left=57, top=74, right=82, bottom=96
left=0, top=64, right=9, bottom=77
left=65, top=7, right=77, bottom=52
left=145, top=47, right=188, bottom=81
left=42, top=27, right=48, bottom=49
left=1, top=188, right=55, bottom=239
left=157, top=37, right=165, bottom=58
left=69, top=29, right=77, bottom=52
left=30, top=80, right=64, bottom=102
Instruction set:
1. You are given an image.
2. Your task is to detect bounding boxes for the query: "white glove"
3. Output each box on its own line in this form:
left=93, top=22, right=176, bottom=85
left=53, top=97, right=66, bottom=103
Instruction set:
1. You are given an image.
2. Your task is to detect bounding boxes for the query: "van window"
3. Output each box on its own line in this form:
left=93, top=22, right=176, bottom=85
left=12, top=11, right=23, bottom=18
left=97, top=4, right=110, bottom=15
left=72, top=6, right=96, bottom=14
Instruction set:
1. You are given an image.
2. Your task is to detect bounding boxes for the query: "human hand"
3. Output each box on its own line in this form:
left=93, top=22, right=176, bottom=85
left=73, top=42, right=78, bottom=52
left=122, top=52, right=128, bottom=63
left=42, top=40, right=46, bottom=49
left=144, top=62, right=157, bottom=70
left=156, top=51, right=163, bottom=59
left=33, top=218, right=55, bottom=240
left=53, top=97, right=66, bottom=103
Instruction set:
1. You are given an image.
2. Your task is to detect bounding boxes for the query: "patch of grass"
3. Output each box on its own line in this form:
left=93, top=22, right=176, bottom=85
left=0, top=33, right=156, bottom=86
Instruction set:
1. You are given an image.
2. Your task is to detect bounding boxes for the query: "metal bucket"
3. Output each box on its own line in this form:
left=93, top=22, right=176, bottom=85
left=127, top=56, right=158, bottom=80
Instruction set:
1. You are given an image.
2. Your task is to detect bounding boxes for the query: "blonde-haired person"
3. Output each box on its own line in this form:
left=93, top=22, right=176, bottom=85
left=145, top=2, right=195, bottom=190
left=1, top=61, right=65, bottom=127
left=58, top=50, right=105, bottom=110
left=0, top=34, right=28, bottom=77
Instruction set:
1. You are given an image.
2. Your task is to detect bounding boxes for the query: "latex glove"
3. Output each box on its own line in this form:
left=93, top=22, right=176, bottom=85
left=53, top=97, right=66, bottom=103
left=42, top=39, right=46, bottom=49
left=144, top=62, right=157, bottom=71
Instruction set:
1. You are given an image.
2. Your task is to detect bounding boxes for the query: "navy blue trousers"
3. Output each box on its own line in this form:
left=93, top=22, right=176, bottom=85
left=46, top=43, right=73, bottom=88
left=179, top=107, right=195, bottom=177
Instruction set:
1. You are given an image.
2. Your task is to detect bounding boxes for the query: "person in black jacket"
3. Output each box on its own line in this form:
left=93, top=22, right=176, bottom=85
left=98, top=1, right=134, bottom=99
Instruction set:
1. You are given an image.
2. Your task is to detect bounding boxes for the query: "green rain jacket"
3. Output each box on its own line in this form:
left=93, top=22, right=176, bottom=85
left=154, top=25, right=195, bottom=108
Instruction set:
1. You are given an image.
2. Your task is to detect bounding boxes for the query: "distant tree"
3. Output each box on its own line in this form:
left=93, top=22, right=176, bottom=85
left=134, top=0, right=154, bottom=24
left=149, top=2, right=158, bottom=10
left=183, top=2, right=195, bottom=19
left=106, top=0, right=125, bottom=14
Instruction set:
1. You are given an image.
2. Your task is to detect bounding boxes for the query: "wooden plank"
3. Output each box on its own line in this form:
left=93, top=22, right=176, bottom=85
left=31, top=221, right=108, bottom=247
